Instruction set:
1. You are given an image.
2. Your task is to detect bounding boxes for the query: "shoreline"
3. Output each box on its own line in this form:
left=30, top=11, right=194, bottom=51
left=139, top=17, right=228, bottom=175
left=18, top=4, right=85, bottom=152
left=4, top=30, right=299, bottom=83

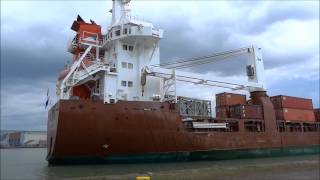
left=0, top=147, right=47, bottom=149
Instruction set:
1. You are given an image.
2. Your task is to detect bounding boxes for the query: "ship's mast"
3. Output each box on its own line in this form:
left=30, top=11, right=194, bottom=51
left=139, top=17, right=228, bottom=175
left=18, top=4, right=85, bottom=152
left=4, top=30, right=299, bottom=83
left=111, top=0, right=131, bottom=25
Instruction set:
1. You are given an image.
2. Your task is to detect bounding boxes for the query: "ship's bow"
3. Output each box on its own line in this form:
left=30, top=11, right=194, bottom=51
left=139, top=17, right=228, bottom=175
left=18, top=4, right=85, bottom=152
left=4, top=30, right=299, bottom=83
left=46, top=102, right=59, bottom=163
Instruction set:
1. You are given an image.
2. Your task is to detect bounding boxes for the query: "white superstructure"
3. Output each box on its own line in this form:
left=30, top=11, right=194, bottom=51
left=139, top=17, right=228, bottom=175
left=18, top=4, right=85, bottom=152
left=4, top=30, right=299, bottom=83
left=57, top=0, right=265, bottom=104
left=100, top=0, right=163, bottom=103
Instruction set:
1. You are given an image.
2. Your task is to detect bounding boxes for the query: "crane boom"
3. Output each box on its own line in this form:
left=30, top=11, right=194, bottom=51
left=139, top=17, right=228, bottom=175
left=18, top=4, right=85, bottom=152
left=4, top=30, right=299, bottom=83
left=142, top=45, right=265, bottom=102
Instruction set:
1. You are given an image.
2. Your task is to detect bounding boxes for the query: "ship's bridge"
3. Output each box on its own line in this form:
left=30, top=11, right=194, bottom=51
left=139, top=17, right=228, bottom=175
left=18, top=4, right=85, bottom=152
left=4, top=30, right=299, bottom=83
left=102, top=22, right=163, bottom=49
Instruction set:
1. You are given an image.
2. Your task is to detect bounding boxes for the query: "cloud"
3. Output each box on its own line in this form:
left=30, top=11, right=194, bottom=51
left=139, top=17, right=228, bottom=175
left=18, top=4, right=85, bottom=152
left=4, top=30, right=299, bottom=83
left=1, top=80, right=57, bottom=130
left=235, top=1, right=318, bottom=35
left=1, top=0, right=319, bottom=130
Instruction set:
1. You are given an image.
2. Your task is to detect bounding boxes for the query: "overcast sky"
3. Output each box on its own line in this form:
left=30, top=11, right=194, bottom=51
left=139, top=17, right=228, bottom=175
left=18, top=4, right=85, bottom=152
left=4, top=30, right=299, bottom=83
left=1, top=1, right=319, bottom=131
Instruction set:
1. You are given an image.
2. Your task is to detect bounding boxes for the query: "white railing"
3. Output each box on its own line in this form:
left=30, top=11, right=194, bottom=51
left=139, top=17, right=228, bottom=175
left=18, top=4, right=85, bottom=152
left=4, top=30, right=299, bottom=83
left=103, top=26, right=163, bottom=44
left=74, top=62, right=109, bottom=84
left=192, top=122, right=227, bottom=129
left=80, top=31, right=102, bottom=45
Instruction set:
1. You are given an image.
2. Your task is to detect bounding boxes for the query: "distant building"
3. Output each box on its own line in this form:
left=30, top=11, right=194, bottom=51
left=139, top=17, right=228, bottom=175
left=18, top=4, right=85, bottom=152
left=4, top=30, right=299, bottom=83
left=21, top=131, right=47, bottom=147
left=8, top=132, right=22, bottom=146
left=0, top=132, right=10, bottom=147
left=0, top=131, right=47, bottom=148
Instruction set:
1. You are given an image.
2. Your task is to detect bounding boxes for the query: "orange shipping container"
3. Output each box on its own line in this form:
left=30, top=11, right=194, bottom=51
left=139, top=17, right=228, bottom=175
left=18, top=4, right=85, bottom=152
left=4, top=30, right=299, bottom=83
left=216, top=93, right=246, bottom=107
left=314, top=109, right=320, bottom=122
left=229, top=105, right=263, bottom=119
left=275, top=108, right=315, bottom=122
left=216, top=106, right=230, bottom=118
left=270, top=95, right=313, bottom=110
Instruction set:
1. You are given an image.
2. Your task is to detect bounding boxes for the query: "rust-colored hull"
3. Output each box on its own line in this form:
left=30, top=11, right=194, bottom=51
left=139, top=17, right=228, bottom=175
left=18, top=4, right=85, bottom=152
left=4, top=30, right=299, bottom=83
left=47, top=96, right=320, bottom=164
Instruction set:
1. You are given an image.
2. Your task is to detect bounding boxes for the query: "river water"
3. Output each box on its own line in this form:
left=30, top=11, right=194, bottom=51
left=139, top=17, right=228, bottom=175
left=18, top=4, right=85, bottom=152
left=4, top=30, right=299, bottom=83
left=1, top=148, right=319, bottom=180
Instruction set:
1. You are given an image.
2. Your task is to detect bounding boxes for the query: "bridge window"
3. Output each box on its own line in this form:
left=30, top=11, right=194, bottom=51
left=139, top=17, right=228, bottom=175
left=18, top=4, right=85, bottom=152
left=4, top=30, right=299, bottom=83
left=128, top=63, right=133, bottom=69
left=121, top=81, right=127, bottom=87
left=121, top=62, right=127, bottom=68
left=122, top=44, right=134, bottom=52
left=128, top=81, right=133, bottom=87
left=123, top=28, right=128, bottom=35
left=115, top=30, right=121, bottom=36
left=123, top=44, right=128, bottom=50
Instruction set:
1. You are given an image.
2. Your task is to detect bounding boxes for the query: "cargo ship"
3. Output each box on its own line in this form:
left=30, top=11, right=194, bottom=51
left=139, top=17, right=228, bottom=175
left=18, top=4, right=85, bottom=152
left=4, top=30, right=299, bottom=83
left=47, top=0, right=320, bottom=164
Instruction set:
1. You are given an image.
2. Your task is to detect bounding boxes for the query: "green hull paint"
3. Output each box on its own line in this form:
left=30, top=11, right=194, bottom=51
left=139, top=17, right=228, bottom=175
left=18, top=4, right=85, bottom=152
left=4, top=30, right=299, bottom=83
left=48, top=145, right=320, bottom=165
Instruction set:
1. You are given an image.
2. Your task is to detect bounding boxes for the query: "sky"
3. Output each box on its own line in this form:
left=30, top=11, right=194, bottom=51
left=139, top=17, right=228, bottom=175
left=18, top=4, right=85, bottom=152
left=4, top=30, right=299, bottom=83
left=1, top=0, right=319, bottom=131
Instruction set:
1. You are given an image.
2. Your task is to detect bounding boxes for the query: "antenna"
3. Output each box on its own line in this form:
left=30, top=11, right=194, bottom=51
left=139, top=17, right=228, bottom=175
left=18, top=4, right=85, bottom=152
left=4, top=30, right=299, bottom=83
left=122, top=0, right=131, bottom=4
left=111, top=0, right=132, bottom=25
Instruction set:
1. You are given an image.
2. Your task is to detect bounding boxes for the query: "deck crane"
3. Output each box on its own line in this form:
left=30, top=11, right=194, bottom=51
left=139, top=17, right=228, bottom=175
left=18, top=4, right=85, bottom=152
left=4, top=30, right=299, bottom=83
left=141, top=45, right=265, bottom=102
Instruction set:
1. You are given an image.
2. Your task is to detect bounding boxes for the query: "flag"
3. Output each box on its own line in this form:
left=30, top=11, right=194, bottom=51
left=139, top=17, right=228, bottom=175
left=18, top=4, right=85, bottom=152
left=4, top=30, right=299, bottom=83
left=45, top=88, right=50, bottom=109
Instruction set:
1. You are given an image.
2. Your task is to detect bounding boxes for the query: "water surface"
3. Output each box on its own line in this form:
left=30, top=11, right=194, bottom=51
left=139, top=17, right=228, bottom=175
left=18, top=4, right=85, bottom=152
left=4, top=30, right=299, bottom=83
left=1, top=148, right=319, bottom=180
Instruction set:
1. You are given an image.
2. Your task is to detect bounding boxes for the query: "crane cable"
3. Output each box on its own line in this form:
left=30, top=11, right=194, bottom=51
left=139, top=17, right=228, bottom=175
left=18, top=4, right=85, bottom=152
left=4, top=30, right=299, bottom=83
left=151, top=47, right=251, bottom=69
left=166, top=52, right=247, bottom=70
